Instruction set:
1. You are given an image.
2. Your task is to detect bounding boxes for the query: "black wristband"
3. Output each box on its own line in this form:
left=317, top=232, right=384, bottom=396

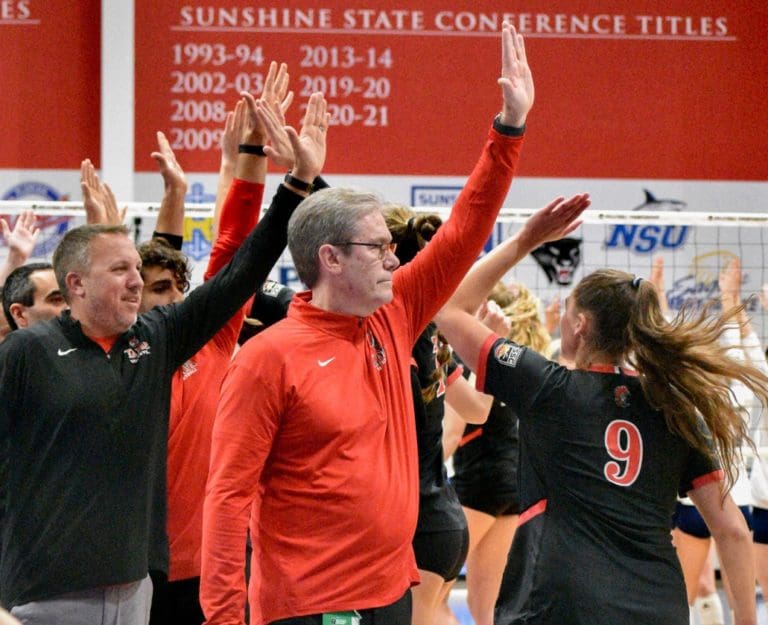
left=284, top=173, right=314, bottom=193
left=238, top=144, right=266, bottom=156
left=493, top=114, right=526, bottom=137
left=312, top=175, right=330, bottom=192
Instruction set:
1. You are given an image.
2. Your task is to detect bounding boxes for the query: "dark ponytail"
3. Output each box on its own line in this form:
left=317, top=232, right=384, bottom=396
left=382, top=203, right=443, bottom=266
left=382, top=203, right=449, bottom=401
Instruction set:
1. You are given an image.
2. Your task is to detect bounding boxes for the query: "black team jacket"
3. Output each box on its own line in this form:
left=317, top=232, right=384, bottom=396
left=0, top=184, right=303, bottom=609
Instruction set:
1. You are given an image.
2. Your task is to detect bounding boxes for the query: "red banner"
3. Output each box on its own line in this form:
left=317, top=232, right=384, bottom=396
left=0, top=1, right=101, bottom=169
left=133, top=1, right=767, bottom=180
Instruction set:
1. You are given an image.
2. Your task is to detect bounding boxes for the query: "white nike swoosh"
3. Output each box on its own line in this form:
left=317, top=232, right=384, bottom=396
left=318, top=357, right=336, bottom=367
left=57, top=347, right=78, bottom=356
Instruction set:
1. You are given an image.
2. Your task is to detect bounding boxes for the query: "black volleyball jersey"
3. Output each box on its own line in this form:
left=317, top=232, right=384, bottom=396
left=411, top=322, right=466, bottom=533
left=452, top=397, right=519, bottom=493
left=476, top=336, right=721, bottom=625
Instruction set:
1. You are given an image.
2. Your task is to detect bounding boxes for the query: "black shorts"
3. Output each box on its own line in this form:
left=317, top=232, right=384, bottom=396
left=672, top=502, right=752, bottom=539
left=412, top=527, right=469, bottom=581
left=454, top=481, right=520, bottom=517
left=268, top=589, right=412, bottom=625
left=753, top=506, right=768, bottom=544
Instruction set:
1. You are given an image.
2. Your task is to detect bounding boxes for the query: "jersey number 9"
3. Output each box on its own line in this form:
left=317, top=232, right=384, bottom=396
left=603, top=419, right=643, bottom=487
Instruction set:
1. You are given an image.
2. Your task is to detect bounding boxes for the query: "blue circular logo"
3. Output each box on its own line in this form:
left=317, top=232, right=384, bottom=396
left=2, top=181, right=71, bottom=256
left=2, top=181, right=62, bottom=201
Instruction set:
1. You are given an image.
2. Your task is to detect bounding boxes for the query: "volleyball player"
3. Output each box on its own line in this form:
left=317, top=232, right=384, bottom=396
left=384, top=205, right=493, bottom=625
left=435, top=193, right=763, bottom=625
left=448, top=281, right=552, bottom=625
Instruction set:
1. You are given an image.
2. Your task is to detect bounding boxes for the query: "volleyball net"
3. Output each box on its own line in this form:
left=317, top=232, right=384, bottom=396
left=2, top=201, right=768, bottom=454
left=2, top=201, right=768, bottom=329
left=2, top=201, right=767, bottom=315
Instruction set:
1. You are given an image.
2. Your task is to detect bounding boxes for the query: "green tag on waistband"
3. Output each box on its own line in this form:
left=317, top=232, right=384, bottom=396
left=322, top=611, right=361, bottom=625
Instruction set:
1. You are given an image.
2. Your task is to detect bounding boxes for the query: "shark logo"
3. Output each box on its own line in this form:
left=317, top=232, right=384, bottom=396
left=604, top=189, right=690, bottom=254
left=530, top=238, right=582, bottom=286
left=633, top=189, right=686, bottom=211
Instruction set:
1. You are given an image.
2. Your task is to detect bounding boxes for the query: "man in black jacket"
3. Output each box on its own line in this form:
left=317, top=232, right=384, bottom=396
left=0, top=92, right=328, bottom=625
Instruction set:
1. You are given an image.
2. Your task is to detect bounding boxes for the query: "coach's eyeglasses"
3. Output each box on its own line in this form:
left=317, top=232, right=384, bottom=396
left=331, top=241, right=397, bottom=259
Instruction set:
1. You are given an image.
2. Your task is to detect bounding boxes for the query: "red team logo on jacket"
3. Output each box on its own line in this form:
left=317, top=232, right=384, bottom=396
left=124, top=338, right=151, bottom=364
left=367, top=330, right=386, bottom=370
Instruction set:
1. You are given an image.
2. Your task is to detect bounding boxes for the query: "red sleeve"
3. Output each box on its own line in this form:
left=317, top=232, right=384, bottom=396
left=392, top=127, right=523, bottom=345
left=203, top=179, right=265, bottom=354
left=200, top=339, right=285, bottom=625
left=691, top=469, right=725, bottom=490
left=204, top=179, right=265, bottom=280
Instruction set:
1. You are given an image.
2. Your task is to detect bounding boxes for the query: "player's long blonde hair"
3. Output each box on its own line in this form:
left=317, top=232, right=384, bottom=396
left=489, top=281, right=552, bottom=356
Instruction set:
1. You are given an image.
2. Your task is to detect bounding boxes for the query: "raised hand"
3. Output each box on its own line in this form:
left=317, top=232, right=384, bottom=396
left=286, top=92, right=329, bottom=183
left=719, top=257, right=742, bottom=306
left=81, top=159, right=126, bottom=225
left=151, top=131, right=188, bottom=192
left=477, top=299, right=511, bottom=337
left=261, top=61, right=293, bottom=127
left=255, top=98, right=296, bottom=169
left=239, top=60, right=286, bottom=142
left=151, top=131, right=188, bottom=236
left=0, top=210, right=39, bottom=264
left=220, top=100, right=248, bottom=170
left=649, top=256, right=670, bottom=316
left=517, top=194, right=590, bottom=251
left=498, top=21, right=534, bottom=127
left=544, top=298, right=561, bottom=335
left=250, top=61, right=297, bottom=169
